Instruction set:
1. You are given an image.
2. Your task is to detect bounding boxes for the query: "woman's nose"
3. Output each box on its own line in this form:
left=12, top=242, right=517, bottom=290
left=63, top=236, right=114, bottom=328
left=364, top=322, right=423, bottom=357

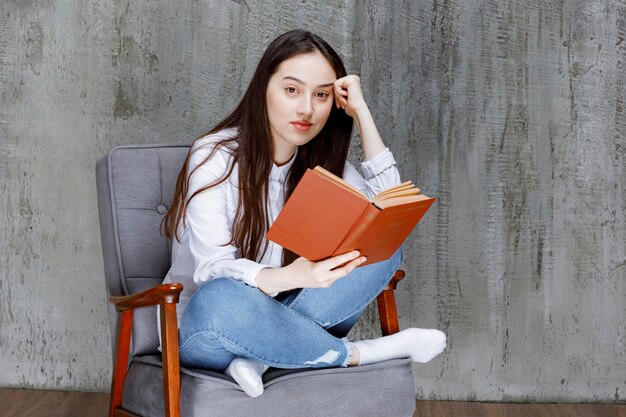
left=297, top=96, right=313, bottom=117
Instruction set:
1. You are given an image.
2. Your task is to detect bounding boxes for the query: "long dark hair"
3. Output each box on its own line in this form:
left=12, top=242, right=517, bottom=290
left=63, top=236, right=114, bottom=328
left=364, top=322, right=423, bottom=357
left=163, top=29, right=353, bottom=267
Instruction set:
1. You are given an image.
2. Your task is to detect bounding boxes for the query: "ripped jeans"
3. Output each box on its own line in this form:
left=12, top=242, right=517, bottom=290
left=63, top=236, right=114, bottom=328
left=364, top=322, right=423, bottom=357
left=178, top=249, right=402, bottom=371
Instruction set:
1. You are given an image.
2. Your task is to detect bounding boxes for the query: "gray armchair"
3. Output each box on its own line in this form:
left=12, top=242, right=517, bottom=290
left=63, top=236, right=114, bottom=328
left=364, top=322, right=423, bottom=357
left=96, top=144, right=416, bottom=417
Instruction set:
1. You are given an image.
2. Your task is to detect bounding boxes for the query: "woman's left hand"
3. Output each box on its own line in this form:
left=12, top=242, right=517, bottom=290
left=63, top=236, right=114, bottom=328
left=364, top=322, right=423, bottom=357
left=334, top=74, right=387, bottom=161
left=334, top=75, right=367, bottom=118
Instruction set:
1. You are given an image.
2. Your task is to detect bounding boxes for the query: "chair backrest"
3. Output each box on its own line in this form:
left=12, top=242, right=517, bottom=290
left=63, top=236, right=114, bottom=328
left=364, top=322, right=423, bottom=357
left=96, top=144, right=189, bottom=357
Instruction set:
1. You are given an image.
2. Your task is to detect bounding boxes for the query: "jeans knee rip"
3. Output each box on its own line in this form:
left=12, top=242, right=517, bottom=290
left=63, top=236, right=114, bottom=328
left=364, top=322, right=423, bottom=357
left=304, top=349, right=340, bottom=366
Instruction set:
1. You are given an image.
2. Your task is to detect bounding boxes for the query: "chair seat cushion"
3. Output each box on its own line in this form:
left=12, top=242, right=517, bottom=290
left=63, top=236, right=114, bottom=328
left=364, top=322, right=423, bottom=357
left=122, top=355, right=416, bottom=417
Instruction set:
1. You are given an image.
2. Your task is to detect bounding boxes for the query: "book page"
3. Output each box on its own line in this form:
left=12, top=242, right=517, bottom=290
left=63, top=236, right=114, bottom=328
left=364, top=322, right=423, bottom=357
left=375, top=181, right=419, bottom=198
left=375, top=193, right=431, bottom=209
left=313, top=165, right=431, bottom=209
left=372, top=179, right=430, bottom=208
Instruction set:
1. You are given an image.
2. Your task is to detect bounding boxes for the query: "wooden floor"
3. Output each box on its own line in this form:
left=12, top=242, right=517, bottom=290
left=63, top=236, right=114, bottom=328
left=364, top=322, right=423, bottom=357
left=1, top=388, right=625, bottom=417
left=1, top=389, right=109, bottom=417
left=414, top=401, right=626, bottom=416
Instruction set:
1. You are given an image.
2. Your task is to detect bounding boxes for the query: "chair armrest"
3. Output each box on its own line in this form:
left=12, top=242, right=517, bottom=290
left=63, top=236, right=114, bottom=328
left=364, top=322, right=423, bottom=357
left=109, top=283, right=183, bottom=312
left=108, top=282, right=183, bottom=417
left=386, top=270, right=405, bottom=289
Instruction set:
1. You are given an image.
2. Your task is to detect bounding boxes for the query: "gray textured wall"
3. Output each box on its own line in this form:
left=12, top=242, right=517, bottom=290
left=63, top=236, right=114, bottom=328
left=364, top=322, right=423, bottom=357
left=1, top=0, right=624, bottom=402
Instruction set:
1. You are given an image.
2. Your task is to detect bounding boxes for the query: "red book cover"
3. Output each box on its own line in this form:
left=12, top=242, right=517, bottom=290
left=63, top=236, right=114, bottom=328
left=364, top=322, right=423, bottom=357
left=266, top=168, right=435, bottom=264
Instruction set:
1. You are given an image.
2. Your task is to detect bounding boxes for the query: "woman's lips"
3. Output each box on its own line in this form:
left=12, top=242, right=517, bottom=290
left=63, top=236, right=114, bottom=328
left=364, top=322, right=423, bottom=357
left=291, top=121, right=312, bottom=132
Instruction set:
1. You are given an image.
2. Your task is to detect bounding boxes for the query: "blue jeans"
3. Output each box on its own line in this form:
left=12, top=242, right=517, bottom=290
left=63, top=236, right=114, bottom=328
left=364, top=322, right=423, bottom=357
left=178, top=249, right=402, bottom=371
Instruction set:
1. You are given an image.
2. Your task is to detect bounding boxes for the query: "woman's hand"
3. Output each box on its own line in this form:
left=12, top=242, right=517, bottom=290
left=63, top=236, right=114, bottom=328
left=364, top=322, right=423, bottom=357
left=333, top=75, right=387, bottom=161
left=256, top=250, right=367, bottom=295
left=334, top=75, right=367, bottom=118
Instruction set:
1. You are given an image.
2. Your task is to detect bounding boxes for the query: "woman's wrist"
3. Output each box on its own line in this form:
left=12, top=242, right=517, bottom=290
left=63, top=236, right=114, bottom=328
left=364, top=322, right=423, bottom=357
left=350, top=101, right=370, bottom=125
left=256, top=267, right=289, bottom=295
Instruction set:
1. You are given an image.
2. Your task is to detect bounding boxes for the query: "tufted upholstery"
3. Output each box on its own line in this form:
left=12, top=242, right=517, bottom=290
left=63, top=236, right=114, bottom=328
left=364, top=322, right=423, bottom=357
left=96, top=144, right=417, bottom=417
left=97, top=144, right=188, bottom=357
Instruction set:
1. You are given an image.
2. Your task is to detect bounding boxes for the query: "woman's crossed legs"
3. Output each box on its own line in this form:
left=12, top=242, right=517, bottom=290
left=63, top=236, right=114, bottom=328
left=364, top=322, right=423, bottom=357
left=178, top=249, right=446, bottom=396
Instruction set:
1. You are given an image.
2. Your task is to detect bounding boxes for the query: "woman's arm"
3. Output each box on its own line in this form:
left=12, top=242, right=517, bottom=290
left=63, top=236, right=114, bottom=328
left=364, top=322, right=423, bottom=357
left=182, top=140, right=273, bottom=289
left=335, top=75, right=402, bottom=196
left=255, top=251, right=367, bottom=295
left=334, top=75, right=385, bottom=161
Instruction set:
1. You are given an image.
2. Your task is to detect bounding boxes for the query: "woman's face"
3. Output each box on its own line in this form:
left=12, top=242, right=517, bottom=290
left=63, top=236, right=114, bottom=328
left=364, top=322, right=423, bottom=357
left=266, top=51, right=337, bottom=164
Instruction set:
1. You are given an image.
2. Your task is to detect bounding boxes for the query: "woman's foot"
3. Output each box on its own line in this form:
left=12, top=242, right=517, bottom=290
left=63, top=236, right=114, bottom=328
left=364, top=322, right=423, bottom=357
left=352, top=328, right=446, bottom=365
left=224, top=357, right=270, bottom=397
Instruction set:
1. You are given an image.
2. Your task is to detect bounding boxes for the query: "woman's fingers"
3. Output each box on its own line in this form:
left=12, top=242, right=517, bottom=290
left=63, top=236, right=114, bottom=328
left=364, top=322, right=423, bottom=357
left=320, top=250, right=360, bottom=270
left=334, top=88, right=348, bottom=109
left=334, top=75, right=355, bottom=108
left=312, top=256, right=366, bottom=288
left=335, top=75, right=359, bottom=92
left=293, top=250, right=367, bottom=288
left=331, top=256, right=367, bottom=279
left=334, top=75, right=365, bottom=114
left=320, top=251, right=367, bottom=281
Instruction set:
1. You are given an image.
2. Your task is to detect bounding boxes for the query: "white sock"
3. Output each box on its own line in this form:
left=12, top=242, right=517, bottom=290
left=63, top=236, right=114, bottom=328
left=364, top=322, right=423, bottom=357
left=224, top=357, right=270, bottom=397
left=352, top=328, right=446, bottom=366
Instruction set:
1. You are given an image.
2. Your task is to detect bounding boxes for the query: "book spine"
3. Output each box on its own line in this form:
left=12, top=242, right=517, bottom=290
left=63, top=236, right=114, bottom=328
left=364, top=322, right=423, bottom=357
left=332, top=203, right=380, bottom=255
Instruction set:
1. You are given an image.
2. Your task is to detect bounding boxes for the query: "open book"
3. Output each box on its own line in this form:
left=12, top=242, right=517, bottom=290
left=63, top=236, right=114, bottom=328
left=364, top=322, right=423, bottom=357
left=266, top=166, right=435, bottom=265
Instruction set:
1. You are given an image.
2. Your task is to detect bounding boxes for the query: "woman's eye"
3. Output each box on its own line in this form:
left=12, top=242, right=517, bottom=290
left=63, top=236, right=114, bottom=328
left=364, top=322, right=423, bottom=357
left=316, top=92, right=329, bottom=99
left=285, top=87, right=297, bottom=94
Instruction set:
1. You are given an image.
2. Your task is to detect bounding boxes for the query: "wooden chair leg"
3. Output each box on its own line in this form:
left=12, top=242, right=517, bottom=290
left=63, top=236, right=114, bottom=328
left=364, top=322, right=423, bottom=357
left=160, top=303, right=181, bottom=417
left=109, top=310, right=133, bottom=417
left=376, top=270, right=405, bottom=336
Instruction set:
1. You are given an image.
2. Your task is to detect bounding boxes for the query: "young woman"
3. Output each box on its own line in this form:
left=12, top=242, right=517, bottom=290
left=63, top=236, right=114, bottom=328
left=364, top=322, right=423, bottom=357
left=162, top=29, right=446, bottom=397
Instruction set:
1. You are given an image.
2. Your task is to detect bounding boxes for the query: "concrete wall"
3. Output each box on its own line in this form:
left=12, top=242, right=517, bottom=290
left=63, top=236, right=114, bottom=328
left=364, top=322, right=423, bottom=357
left=1, top=0, right=624, bottom=402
